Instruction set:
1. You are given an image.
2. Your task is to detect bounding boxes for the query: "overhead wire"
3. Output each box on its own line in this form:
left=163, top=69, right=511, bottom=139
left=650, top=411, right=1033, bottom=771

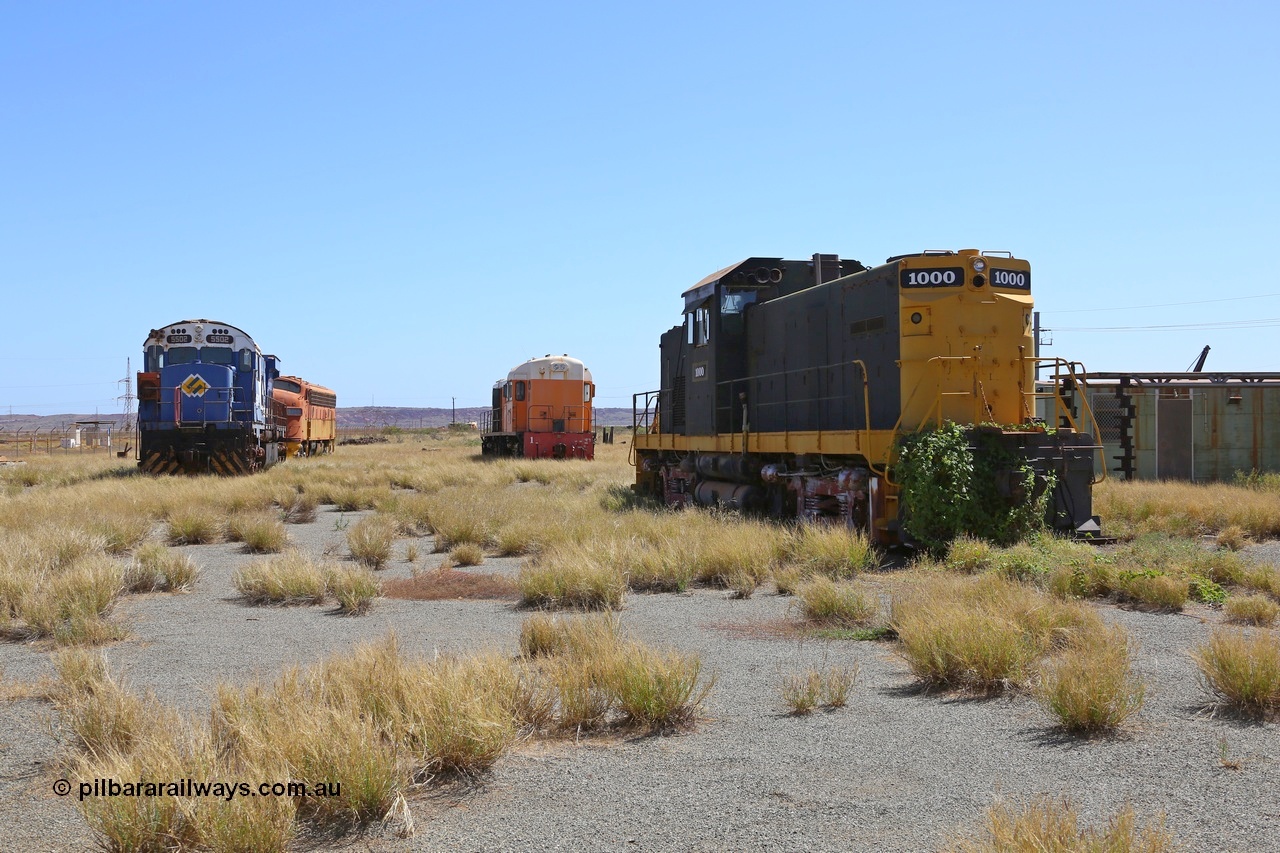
left=1050, top=291, right=1280, bottom=314
left=1054, top=317, right=1280, bottom=332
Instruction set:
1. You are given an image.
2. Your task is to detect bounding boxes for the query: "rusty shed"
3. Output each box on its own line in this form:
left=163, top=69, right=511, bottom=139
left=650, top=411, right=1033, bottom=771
left=1041, top=373, right=1280, bottom=482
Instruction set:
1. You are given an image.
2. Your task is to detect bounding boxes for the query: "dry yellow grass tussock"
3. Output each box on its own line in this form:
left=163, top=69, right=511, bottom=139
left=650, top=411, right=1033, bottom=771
left=1191, top=628, right=1280, bottom=717
left=519, top=542, right=627, bottom=610
left=780, top=662, right=859, bottom=715
left=795, top=577, right=879, bottom=628
left=233, top=551, right=329, bottom=606
left=1096, top=478, right=1280, bottom=540
left=949, top=798, right=1177, bottom=853
left=347, top=514, right=398, bottom=568
left=891, top=574, right=1100, bottom=691
left=515, top=613, right=714, bottom=734
left=1225, top=593, right=1279, bottom=626
left=1037, top=625, right=1146, bottom=733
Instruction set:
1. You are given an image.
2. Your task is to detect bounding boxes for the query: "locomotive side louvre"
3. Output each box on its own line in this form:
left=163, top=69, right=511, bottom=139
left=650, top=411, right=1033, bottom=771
left=633, top=251, right=1102, bottom=543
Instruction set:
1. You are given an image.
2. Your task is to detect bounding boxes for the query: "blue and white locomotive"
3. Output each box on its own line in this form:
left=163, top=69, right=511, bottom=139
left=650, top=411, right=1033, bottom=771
left=136, top=319, right=283, bottom=474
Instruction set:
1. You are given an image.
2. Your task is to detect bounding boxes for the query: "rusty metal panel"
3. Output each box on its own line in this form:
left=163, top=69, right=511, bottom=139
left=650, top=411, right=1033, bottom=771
left=1193, top=386, right=1280, bottom=480
left=1157, top=396, right=1193, bottom=480
left=1081, top=381, right=1280, bottom=481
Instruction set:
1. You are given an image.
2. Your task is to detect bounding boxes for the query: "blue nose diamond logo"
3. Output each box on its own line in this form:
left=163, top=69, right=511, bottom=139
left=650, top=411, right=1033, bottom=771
left=181, top=374, right=210, bottom=397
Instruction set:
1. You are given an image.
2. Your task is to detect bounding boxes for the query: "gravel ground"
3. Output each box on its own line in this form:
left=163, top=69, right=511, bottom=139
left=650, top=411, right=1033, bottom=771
left=1, top=510, right=1278, bottom=852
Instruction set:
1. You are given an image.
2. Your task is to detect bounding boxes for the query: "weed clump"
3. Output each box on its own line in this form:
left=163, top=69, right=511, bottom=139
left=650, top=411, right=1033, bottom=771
left=233, top=551, right=328, bottom=606
left=276, top=489, right=317, bottom=523
left=1115, top=571, right=1188, bottom=612
left=1243, top=565, right=1280, bottom=600
left=892, top=574, right=1098, bottom=691
left=123, top=543, right=199, bottom=592
left=518, top=612, right=619, bottom=659
left=606, top=642, right=715, bottom=732
left=1037, top=625, right=1145, bottom=734
left=450, top=543, right=484, bottom=567
left=166, top=507, right=222, bottom=545
left=795, top=577, right=878, bottom=628
left=780, top=663, right=859, bottom=715
left=17, top=555, right=127, bottom=646
left=347, top=515, right=397, bottom=569
left=787, top=525, right=876, bottom=578
left=325, top=565, right=380, bottom=615
left=1225, top=593, right=1279, bottom=627
left=950, top=798, right=1176, bottom=853
left=1192, top=628, right=1280, bottom=717
left=92, top=514, right=154, bottom=556
left=228, top=511, right=288, bottom=553
left=945, top=535, right=996, bottom=574
left=519, top=546, right=625, bottom=610
left=515, top=613, right=713, bottom=734
left=1216, top=524, right=1249, bottom=551
left=896, top=423, right=1051, bottom=555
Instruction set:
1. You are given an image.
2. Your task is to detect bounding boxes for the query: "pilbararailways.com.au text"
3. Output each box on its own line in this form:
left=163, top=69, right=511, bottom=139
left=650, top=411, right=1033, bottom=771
left=56, top=778, right=341, bottom=802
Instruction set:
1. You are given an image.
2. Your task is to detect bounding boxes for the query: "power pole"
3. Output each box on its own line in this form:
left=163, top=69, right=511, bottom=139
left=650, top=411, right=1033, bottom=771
left=1032, top=311, right=1052, bottom=379
left=451, top=397, right=456, bottom=424
left=117, top=357, right=135, bottom=432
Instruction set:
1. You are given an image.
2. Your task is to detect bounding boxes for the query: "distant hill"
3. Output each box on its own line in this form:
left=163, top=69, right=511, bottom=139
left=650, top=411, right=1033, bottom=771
left=336, top=406, right=634, bottom=428
left=0, top=406, right=635, bottom=433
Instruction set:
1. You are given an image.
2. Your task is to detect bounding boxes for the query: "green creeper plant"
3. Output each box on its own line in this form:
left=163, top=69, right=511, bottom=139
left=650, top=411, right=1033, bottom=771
left=895, top=422, right=1051, bottom=555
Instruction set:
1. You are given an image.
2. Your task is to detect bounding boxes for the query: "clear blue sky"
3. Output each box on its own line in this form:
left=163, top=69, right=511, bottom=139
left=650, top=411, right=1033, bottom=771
left=4, top=1, right=1278, bottom=417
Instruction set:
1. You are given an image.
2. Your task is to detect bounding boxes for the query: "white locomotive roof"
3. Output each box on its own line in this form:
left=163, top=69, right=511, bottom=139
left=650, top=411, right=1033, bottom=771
left=144, top=319, right=260, bottom=353
left=506, top=354, right=592, bottom=382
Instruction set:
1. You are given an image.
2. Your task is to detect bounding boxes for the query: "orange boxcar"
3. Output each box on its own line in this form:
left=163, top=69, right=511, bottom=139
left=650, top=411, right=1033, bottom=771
left=481, top=355, right=595, bottom=459
left=271, top=376, right=337, bottom=457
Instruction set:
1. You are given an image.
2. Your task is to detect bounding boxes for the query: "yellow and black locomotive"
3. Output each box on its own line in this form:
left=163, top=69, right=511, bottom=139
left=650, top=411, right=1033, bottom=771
left=632, top=250, right=1101, bottom=545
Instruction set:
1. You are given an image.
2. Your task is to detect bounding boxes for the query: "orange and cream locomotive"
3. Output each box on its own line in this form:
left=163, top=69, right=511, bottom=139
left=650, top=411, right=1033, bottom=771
left=271, top=376, right=337, bottom=457
left=481, top=355, right=595, bottom=459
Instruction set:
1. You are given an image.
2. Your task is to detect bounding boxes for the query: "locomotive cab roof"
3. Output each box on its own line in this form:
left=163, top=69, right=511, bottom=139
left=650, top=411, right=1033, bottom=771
left=143, top=319, right=262, bottom=354
left=680, top=255, right=868, bottom=312
left=505, top=354, right=592, bottom=382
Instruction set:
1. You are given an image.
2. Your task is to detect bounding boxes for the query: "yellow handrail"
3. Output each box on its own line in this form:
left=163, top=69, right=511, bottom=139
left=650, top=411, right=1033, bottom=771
left=1024, top=357, right=1107, bottom=484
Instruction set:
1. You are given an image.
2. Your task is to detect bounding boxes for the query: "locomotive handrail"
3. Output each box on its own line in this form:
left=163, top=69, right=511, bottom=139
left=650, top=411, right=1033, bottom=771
left=1025, top=357, right=1107, bottom=485
left=632, top=390, right=660, bottom=434
left=874, top=355, right=980, bottom=487
left=630, top=390, right=661, bottom=467
left=851, top=359, right=879, bottom=476
left=712, top=360, right=876, bottom=452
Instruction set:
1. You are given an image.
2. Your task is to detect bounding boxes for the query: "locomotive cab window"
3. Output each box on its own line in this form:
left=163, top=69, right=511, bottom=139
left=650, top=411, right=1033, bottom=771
left=686, top=312, right=694, bottom=345
left=201, top=347, right=235, bottom=366
left=721, top=290, right=757, bottom=314
left=167, top=346, right=197, bottom=365
left=239, top=349, right=254, bottom=372
left=515, top=381, right=525, bottom=401
left=584, top=383, right=593, bottom=402
left=145, top=346, right=163, bottom=372
left=694, top=306, right=711, bottom=347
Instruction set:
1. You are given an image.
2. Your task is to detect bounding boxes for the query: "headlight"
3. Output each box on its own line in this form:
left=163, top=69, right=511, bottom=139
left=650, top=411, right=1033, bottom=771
left=972, top=258, right=986, bottom=272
